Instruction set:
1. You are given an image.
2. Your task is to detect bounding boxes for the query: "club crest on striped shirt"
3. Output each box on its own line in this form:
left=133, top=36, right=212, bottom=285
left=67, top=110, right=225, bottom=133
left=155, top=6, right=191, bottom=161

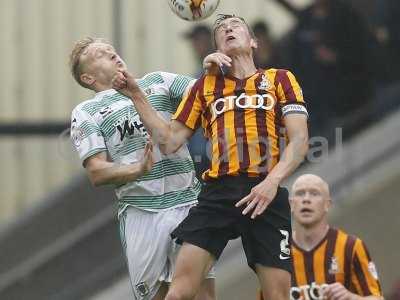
left=144, top=87, right=155, bottom=96
left=368, top=261, right=379, bottom=280
left=258, top=74, right=271, bottom=90
left=71, top=119, right=85, bottom=147
left=328, top=256, right=339, bottom=274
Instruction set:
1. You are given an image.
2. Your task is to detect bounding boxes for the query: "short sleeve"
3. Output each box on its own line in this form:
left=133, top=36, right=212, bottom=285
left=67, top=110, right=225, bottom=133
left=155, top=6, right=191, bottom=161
left=172, top=77, right=204, bottom=130
left=160, top=72, right=195, bottom=110
left=71, top=107, right=107, bottom=165
left=350, top=239, right=382, bottom=297
left=274, top=69, right=308, bottom=118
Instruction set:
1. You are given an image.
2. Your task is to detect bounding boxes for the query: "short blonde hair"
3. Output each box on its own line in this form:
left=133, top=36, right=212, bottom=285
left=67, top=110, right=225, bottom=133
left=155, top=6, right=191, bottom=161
left=69, top=37, right=107, bottom=89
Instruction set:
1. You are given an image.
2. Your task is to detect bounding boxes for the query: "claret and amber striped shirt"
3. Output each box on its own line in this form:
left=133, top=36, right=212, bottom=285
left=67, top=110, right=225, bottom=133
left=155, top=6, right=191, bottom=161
left=258, top=227, right=382, bottom=300
left=291, top=227, right=382, bottom=299
left=173, top=68, right=308, bottom=180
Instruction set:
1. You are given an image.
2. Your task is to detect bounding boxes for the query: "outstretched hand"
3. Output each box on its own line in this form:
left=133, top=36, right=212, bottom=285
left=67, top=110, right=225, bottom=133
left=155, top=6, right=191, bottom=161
left=139, top=141, right=154, bottom=175
left=235, top=178, right=279, bottom=219
left=323, top=283, right=356, bottom=300
left=203, top=52, right=232, bottom=75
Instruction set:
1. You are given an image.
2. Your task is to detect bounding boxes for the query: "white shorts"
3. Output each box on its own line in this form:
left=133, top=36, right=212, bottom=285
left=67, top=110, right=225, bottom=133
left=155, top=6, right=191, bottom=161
left=119, top=205, right=215, bottom=300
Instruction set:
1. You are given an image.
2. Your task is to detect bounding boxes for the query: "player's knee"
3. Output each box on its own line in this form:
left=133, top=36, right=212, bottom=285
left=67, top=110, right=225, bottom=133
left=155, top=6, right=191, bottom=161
left=165, top=289, right=192, bottom=300
left=165, top=277, right=198, bottom=300
left=195, top=280, right=216, bottom=300
left=195, top=293, right=215, bottom=300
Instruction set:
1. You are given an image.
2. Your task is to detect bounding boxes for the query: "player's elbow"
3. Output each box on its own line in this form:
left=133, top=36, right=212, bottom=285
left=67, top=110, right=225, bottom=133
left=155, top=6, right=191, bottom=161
left=300, top=139, right=309, bottom=162
left=86, top=168, right=107, bottom=187
left=88, top=173, right=106, bottom=187
left=150, top=122, right=173, bottom=144
left=159, top=142, right=180, bottom=155
left=92, top=178, right=105, bottom=187
left=83, top=153, right=113, bottom=186
left=299, top=134, right=309, bottom=157
left=292, top=131, right=309, bottom=162
left=158, top=131, right=186, bottom=155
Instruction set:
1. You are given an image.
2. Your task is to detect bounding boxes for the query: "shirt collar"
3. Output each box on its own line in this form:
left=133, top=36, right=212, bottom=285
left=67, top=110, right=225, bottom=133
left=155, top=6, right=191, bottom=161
left=95, top=89, right=118, bottom=98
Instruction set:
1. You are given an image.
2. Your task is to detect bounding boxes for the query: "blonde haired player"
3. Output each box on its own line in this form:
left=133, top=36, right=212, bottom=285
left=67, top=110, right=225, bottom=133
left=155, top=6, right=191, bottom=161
left=69, top=37, right=215, bottom=300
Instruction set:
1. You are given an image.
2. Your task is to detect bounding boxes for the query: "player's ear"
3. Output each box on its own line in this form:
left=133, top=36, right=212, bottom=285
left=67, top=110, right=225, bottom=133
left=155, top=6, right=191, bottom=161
left=324, top=197, right=332, bottom=212
left=81, top=73, right=95, bottom=86
left=250, top=38, right=258, bottom=50
left=289, top=196, right=294, bottom=213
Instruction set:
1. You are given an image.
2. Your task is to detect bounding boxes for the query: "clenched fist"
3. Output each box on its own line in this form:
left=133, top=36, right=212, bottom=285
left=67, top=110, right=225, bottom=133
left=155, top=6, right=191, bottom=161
left=112, top=69, right=140, bottom=98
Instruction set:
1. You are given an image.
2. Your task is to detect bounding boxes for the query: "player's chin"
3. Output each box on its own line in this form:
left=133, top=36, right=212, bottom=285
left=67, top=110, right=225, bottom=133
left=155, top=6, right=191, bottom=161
left=224, top=45, right=246, bottom=57
left=297, top=217, right=317, bottom=226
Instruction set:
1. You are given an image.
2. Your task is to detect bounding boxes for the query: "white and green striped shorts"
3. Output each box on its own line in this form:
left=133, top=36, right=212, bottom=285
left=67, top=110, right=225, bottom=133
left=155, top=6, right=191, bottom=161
left=119, top=204, right=215, bottom=299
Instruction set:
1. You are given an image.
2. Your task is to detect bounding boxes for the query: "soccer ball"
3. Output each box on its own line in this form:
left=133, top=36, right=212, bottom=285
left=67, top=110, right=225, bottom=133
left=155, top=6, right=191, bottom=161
left=167, top=0, right=220, bottom=21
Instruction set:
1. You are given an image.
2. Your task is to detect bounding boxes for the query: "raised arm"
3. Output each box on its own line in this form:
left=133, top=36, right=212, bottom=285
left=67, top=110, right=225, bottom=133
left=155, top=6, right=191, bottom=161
left=266, top=69, right=309, bottom=184
left=71, top=106, right=154, bottom=186
left=236, top=69, right=309, bottom=218
left=112, top=70, right=193, bottom=154
left=84, top=142, right=153, bottom=186
left=202, top=52, right=232, bottom=75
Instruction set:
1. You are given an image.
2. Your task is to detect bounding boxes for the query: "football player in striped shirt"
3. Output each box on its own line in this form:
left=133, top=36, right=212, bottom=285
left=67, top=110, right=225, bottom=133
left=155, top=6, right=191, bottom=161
left=112, top=14, right=309, bottom=300
left=69, top=37, right=215, bottom=300
left=259, top=174, right=383, bottom=300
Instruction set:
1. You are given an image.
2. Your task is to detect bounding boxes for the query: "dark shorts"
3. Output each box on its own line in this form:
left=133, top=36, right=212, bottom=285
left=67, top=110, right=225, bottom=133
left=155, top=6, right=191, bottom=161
left=171, top=175, right=292, bottom=273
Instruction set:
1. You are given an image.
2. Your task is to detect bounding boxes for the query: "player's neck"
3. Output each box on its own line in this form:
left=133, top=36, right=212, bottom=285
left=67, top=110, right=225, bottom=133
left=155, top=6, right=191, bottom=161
left=93, top=82, right=113, bottom=93
left=228, top=55, right=257, bottom=79
left=293, top=223, right=329, bottom=251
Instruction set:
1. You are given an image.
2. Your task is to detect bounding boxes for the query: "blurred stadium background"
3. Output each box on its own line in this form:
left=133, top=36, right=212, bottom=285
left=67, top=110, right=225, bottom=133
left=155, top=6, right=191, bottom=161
left=0, top=0, right=399, bottom=299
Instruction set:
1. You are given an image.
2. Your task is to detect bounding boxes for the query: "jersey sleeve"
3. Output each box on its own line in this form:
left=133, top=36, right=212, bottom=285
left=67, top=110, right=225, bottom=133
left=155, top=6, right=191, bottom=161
left=71, top=107, right=107, bottom=165
left=274, top=69, right=308, bottom=118
left=350, top=239, right=382, bottom=296
left=160, top=71, right=195, bottom=110
left=172, top=77, right=203, bottom=130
